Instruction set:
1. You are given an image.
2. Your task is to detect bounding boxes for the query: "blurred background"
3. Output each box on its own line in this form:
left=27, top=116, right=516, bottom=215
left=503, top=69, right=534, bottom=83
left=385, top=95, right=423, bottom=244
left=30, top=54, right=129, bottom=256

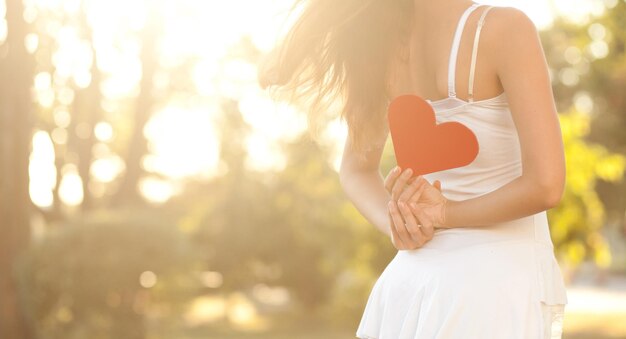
left=0, top=0, right=625, bottom=338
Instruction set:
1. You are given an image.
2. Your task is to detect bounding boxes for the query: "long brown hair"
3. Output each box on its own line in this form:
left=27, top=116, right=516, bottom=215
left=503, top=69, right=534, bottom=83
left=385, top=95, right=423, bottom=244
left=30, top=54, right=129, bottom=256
left=258, top=0, right=414, bottom=155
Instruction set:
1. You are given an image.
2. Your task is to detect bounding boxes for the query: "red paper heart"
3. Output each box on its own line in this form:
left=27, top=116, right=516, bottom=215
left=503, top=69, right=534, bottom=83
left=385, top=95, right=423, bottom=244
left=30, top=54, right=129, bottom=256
left=387, top=94, right=479, bottom=176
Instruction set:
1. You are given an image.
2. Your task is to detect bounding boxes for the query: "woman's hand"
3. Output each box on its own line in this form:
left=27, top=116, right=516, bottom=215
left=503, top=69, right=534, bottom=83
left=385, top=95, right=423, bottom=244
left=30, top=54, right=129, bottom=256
left=407, top=177, right=448, bottom=230
left=383, top=166, right=444, bottom=250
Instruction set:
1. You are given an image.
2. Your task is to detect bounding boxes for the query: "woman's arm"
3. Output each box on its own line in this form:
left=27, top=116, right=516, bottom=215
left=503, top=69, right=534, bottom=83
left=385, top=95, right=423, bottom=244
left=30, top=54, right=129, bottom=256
left=438, top=8, right=566, bottom=228
left=339, top=134, right=393, bottom=237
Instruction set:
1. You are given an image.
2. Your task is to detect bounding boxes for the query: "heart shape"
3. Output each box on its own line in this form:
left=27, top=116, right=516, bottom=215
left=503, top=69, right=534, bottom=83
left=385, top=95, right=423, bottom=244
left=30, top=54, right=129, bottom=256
left=387, top=94, right=479, bottom=176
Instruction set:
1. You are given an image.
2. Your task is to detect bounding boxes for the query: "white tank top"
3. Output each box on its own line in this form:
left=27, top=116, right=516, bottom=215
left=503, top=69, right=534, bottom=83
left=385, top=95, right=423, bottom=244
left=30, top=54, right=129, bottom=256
left=421, top=3, right=516, bottom=203
left=411, top=3, right=568, bottom=305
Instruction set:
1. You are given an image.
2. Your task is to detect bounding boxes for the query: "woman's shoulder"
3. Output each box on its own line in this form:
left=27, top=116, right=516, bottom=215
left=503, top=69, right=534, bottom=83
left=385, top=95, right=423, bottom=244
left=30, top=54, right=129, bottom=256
left=480, top=6, right=540, bottom=43
left=478, top=6, right=542, bottom=67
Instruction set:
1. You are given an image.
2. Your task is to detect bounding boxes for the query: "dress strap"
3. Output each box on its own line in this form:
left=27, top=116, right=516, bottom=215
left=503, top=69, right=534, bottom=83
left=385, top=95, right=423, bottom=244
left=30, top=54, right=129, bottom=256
left=447, top=3, right=482, bottom=99
left=468, top=6, right=495, bottom=103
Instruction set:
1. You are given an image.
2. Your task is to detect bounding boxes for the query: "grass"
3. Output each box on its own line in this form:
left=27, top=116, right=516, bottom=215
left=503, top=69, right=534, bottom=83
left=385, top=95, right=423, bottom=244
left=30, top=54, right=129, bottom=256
left=168, top=329, right=624, bottom=339
left=562, top=312, right=626, bottom=339
left=157, top=317, right=626, bottom=339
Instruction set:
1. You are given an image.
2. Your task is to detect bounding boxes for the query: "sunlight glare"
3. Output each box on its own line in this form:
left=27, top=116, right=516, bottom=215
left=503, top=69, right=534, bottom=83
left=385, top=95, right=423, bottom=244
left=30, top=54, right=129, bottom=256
left=252, top=284, right=290, bottom=306
left=143, top=105, right=220, bottom=179
left=200, top=271, right=224, bottom=289
left=247, top=0, right=299, bottom=53
left=0, top=19, right=7, bottom=45
left=226, top=292, right=262, bottom=328
left=139, top=176, right=177, bottom=204
left=29, top=131, right=57, bottom=208
left=184, top=295, right=226, bottom=326
left=239, top=92, right=308, bottom=172
left=552, top=0, right=607, bottom=25
left=94, top=121, right=114, bottom=142
left=320, top=117, right=349, bottom=173
left=139, top=271, right=157, bottom=288
left=245, top=133, right=287, bottom=173
left=216, top=59, right=259, bottom=100
left=193, top=59, right=219, bottom=96
left=238, top=92, right=307, bottom=142
left=51, top=25, right=94, bottom=89
left=90, top=155, right=125, bottom=183
left=25, top=33, right=39, bottom=54
left=58, top=164, right=84, bottom=206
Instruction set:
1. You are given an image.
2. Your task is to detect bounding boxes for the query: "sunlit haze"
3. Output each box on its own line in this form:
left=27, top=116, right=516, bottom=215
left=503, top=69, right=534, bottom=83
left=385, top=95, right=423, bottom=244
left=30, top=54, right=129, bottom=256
left=25, top=0, right=603, bottom=205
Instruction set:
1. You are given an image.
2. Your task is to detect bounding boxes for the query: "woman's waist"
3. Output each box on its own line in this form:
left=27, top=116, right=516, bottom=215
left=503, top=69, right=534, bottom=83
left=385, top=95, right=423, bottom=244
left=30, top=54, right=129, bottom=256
left=417, top=212, right=553, bottom=252
left=421, top=164, right=522, bottom=200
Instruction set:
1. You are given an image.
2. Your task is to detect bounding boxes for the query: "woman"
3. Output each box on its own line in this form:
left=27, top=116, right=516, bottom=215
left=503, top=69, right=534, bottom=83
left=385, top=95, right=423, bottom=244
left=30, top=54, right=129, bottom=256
left=258, top=0, right=568, bottom=338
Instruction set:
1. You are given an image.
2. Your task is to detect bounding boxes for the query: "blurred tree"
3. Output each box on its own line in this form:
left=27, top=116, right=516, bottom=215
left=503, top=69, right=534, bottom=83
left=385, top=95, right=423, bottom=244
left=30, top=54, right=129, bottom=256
left=25, top=0, right=107, bottom=220
left=541, top=2, right=626, bottom=241
left=71, top=3, right=103, bottom=211
left=16, top=210, right=204, bottom=339
left=549, top=110, right=625, bottom=272
left=0, top=0, right=35, bottom=337
left=168, top=98, right=382, bottom=325
left=111, top=7, right=162, bottom=208
left=23, top=1, right=168, bottom=217
left=267, top=132, right=352, bottom=311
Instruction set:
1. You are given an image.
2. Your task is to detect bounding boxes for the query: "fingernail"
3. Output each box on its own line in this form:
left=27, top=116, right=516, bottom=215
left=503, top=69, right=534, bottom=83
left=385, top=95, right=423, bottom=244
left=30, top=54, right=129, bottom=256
left=394, top=166, right=400, bottom=173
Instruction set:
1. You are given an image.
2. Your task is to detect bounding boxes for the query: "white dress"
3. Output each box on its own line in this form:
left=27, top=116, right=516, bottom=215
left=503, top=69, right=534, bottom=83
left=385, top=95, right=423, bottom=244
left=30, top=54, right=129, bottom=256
left=355, top=3, right=568, bottom=339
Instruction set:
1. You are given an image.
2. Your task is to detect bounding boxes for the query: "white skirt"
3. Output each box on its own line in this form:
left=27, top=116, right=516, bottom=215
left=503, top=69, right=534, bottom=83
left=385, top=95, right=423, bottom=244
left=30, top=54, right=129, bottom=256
left=540, top=302, right=565, bottom=339
left=354, top=215, right=568, bottom=339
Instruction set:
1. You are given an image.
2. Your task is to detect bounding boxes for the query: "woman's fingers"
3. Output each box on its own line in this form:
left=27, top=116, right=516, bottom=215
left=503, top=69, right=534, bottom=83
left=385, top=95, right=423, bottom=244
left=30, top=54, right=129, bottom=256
left=434, top=180, right=442, bottom=192
left=389, top=200, right=411, bottom=245
left=407, top=181, right=427, bottom=205
left=408, top=177, right=442, bottom=207
left=384, top=166, right=402, bottom=195
left=422, top=223, right=435, bottom=239
left=398, top=176, right=425, bottom=204
left=391, top=168, right=413, bottom=201
left=410, top=202, right=435, bottom=240
left=397, top=200, right=426, bottom=245
left=385, top=169, right=441, bottom=250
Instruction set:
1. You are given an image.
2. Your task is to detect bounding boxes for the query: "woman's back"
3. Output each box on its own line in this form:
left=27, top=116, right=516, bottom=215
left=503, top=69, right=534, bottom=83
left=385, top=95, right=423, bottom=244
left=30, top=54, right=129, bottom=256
left=388, top=2, right=518, bottom=201
left=388, top=1, right=503, bottom=105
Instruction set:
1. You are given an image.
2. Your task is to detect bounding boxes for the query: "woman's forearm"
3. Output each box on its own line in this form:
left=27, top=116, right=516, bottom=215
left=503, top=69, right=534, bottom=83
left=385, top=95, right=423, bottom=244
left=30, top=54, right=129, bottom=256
left=441, top=175, right=558, bottom=228
left=339, top=169, right=391, bottom=237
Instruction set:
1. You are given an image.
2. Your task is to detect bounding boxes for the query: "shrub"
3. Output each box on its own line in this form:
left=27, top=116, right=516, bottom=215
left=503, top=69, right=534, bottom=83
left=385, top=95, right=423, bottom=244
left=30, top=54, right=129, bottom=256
left=16, top=210, right=205, bottom=339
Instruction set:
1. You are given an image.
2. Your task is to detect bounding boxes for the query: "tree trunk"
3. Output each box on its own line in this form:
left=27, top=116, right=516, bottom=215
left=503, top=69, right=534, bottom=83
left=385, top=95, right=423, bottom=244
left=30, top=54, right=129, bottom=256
left=110, top=13, right=158, bottom=208
left=0, top=0, right=35, bottom=337
left=72, top=29, right=102, bottom=211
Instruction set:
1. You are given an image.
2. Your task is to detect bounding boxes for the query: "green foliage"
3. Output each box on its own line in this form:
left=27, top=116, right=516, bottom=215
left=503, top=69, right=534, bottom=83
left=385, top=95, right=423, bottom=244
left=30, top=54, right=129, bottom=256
left=168, top=100, right=393, bottom=321
left=540, top=1, right=626, bottom=146
left=169, top=103, right=398, bottom=325
left=549, top=110, right=625, bottom=268
left=175, top=133, right=364, bottom=312
left=539, top=2, right=626, bottom=271
left=15, top=209, right=205, bottom=339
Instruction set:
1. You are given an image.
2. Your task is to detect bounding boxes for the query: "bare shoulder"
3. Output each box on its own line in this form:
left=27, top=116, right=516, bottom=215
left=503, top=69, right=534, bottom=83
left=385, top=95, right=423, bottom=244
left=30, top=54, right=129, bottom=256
left=483, top=6, right=538, bottom=37
left=480, top=6, right=543, bottom=66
